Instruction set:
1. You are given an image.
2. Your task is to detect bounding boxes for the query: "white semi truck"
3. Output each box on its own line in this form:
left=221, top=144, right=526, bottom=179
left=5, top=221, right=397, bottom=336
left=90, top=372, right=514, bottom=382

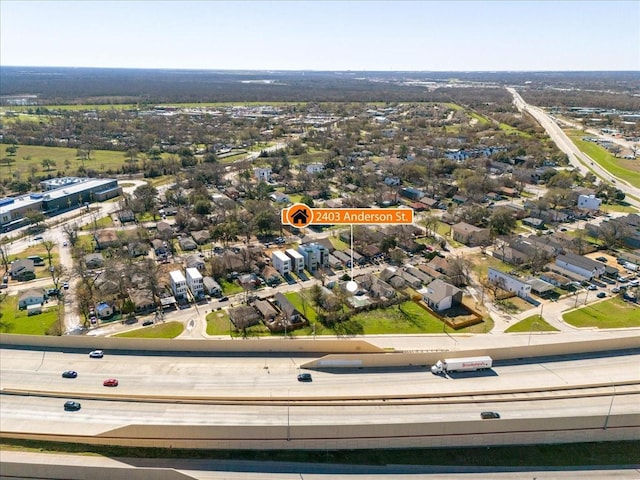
left=431, top=356, right=493, bottom=375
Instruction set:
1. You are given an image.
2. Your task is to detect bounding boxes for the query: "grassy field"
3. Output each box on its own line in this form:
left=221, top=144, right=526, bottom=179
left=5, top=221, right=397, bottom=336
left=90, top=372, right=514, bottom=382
left=563, top=297, right=640, bottom=328
left=0, top=143, right=130, bottom=181
left=0, top=294, right=60, bottom=335
left=569, top=134, right=640, bottom=188
left=80, top=216, right=114, bottom=230
left=206, top=310, right=232, bottom=336
left=220, top=279, right=244, bottom=296
left=505, top=314, right=560, bottom=333
left=113, top=321, right=184, bottom=338
left=469, top=253, right=515, bottom=280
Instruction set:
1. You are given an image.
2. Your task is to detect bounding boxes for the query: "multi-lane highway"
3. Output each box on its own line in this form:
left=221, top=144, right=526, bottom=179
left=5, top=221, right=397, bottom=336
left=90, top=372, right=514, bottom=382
left=1, top=347, right=639, bottom=450
left=508, top=87, right=640, bottom=208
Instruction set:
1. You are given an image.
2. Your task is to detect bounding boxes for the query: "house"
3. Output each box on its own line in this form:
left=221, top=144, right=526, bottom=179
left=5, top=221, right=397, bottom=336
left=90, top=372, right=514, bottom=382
left=156, top=221, right=174, bottom=238
left=191, top=230, right=210, bottom=245
left=420, top=279, right=463, bottom=312
left=272, top=250, right=292, bottom=276
left=269, top=191, right=290, bottom=203
left=285, top=248, right=305, bottom=273
left=128, top=288, right=155, bottom=313
left=18, top=288, right=45, bottom=309
left=10, top=259, right=35, bottom=281
left=169, top=270, right=188, bottom=300
left=399, top=187, right=425, bottom=201
left=127, top=241, right=148, bottom=257
left=261, top=265, right=282, bottom=286
left=202, top=276, right=222, bottom=297
left=298, top=243, right=329, bottom=272
left=254, top=167, right=272, bottom=182
left=522, top=217, right=545, bottom=229
left=95, top=302, right=114, bottom=319
left=577, top=194, right=601, bottom=211
left=487, top=268, right=532, bottom=299
left=84, top=253, right=105, bottom=269
left=254, top=299, right=279, bottom=322
left=185, top=267, right=204, bottom=298
left=228, top=305, right=262, bottom=330
left=178, top=236, right=198, bottom=251
left=540, top=271, right=573, bottom=289
left=273, top=292, right=303, bottom=323
left=398, top=269, right=423, bottom=288
left=306, top=163, right=324, bottom=174
left=555, top=252, right=606, bottom=280
left=451, top=222, right=490, bottom=247
left=185, top=254, right=205, bottom=271
left=94, top=230, right=119, bottom=250
left=152, top=239, right=169, bottom=257
left=117, top=209, right=136, bottom=223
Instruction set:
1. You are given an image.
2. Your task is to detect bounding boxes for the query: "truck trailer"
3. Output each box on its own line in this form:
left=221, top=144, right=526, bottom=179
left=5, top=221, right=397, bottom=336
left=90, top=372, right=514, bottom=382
left=431, top=356, right=493, bottom=375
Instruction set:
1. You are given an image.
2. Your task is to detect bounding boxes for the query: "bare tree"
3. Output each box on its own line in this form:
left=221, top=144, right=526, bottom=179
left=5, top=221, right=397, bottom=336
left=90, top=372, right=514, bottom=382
left=42, top=240, right=55, bottom=268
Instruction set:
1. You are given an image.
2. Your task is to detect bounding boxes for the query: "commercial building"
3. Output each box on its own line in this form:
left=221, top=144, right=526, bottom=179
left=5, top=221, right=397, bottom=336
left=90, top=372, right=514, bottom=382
left=0, top=177, right=121, bottom=231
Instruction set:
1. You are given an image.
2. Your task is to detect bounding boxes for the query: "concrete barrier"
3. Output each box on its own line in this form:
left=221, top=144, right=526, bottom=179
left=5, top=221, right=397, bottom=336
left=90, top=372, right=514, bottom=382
left=0, top=463, right=192, bottom=480
left=301, top=335, right=640, bottom=369
left=0, top=333, right=385, bottom=354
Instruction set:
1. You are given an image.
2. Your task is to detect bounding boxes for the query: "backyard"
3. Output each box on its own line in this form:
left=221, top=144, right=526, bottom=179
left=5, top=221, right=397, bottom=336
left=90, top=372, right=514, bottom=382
left=0, top=294, right=61, bottom=335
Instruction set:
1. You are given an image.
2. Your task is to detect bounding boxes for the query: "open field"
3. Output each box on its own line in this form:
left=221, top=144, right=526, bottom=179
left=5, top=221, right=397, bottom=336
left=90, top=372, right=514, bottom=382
left=0, top=144, right=130, bottom=181
left=568, top=133, right=640, bottom=188
left=563, top=297, right=640, bottom=328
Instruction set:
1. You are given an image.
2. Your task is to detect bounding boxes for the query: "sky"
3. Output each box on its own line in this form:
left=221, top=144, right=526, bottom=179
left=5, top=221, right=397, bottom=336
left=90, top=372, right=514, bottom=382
left=1, top=0, right=638, bottom=71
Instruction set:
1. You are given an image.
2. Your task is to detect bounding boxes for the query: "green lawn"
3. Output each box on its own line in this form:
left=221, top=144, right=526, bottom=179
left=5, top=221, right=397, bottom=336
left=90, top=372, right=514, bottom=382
left=0, top=143, right=132, bottom=181
left=0, top=294, right=61, bottom=335
left=206, top=310, right=232, bottom=336
left=351, top=301, right=490, bottom=334
left=80, top=216, right=114, bottom=230
left=220, top=279, right=244, bottom=296
left=284, top=291, right=318, bottom=323
left=113, top=321, right=184, bottom=338
left=505, top=314, right=560, bottom=333
left=563, top=297, right=640, bottom=328
left=469, top=253, right=515, bottom=280
left=569, top=134, right=640, bottom=188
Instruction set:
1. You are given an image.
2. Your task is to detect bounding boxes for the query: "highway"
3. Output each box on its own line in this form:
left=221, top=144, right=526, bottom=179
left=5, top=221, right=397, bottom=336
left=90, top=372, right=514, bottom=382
left=508, top=87, right=640, bottom=208
left=1, top=348, right=639, bottom=438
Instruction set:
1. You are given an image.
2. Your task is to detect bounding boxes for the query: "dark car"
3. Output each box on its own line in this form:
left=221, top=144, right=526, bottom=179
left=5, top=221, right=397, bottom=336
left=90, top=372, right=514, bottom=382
left=481, top=411, right=500, bottom=419
left=597, top=292, right=607, bottom=298
left=297, top=373, right=312, bottom=382
left=596, top=256, right=608, bottom=263
left=142, top=320, right=154, bottom=326
left=64, top=401, right=81, bottom=411
left=62, top=370, right=78, bottom=379
left=219, top=296, right=229, bottom=302
left=103, top=378, right=119, bottom=387
left=480, top=412, right=500, bottom=420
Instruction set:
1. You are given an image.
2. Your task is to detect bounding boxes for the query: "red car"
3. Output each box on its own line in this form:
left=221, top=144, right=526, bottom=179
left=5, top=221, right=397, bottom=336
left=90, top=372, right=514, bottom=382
left=103, top=378, right=119, bottom=387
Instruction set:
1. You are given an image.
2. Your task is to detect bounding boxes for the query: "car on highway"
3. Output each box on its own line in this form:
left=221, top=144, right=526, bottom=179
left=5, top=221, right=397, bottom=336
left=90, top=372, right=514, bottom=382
left=62, top=370, right=78, bottom=378
left=480, top=411, right=500, bottom=419
left=297, top=373, right=313, bottom=382
left=103, top=378, right=119, bottom=387
left=64, top=401, right=81, bottom=411
left=89, top=350, right=104, bottom=358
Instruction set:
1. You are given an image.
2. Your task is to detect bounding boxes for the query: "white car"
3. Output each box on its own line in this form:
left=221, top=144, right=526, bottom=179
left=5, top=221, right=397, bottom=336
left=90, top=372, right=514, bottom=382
left=89, top=350, right=104, bottom=358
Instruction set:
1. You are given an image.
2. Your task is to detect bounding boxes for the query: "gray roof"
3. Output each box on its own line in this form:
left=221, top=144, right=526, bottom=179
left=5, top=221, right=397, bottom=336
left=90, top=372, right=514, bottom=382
left=423, top=279, right=461, bottom=304
left=557, top=252, right=603, bottom=272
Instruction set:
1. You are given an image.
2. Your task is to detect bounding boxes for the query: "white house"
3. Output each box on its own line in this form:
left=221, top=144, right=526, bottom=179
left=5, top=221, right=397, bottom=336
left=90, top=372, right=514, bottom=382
left=555, top=252, right=606, bottom=280
left=306, top=163, right=324, bottom=174
left=185, top=267, right=204, bottom=297
left=254, top=167, right=272, bottom=182
left=577, top=194, right=601, bottom=211
left=419, top=279, right=462, bottom=312
left=285, top=248, right=305, bottom=273
left=487, top=268, right=532, bottom=299
left=169, top=270, right=188, bottom=300
left=272, top=250, right=292, bottom=276
left=18, top=288, right=45, bottom=309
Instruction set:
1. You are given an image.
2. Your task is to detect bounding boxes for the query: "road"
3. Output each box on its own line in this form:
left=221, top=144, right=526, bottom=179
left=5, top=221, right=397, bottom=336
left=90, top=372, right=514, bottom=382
left=508, top=87, right=640, bottom=208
